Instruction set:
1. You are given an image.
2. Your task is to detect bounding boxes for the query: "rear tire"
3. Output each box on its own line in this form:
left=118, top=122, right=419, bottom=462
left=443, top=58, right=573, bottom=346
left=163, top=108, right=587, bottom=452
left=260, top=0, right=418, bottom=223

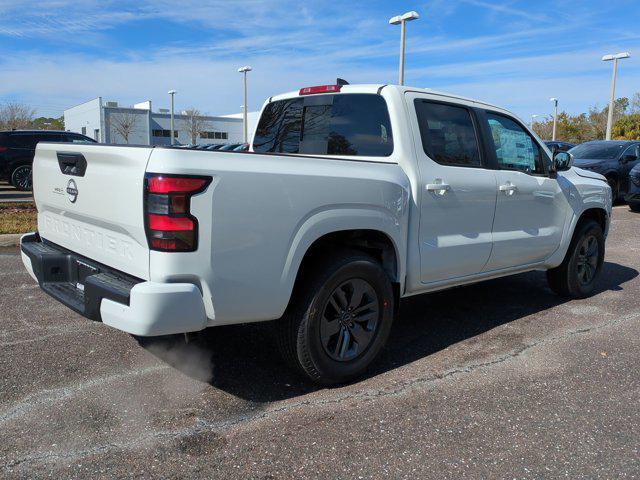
left=629, top=202, right=640, bottom=213
left=10, top=165, right=32, bottom=191
left=277, top=250, right=395, bottom=385
left=546, top=219, right=604, bottom=298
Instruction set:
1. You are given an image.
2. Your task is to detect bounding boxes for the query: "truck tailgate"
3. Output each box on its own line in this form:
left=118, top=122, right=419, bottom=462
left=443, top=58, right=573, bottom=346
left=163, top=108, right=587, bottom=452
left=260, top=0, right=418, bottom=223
left=33, top=143, right=153, bottom=280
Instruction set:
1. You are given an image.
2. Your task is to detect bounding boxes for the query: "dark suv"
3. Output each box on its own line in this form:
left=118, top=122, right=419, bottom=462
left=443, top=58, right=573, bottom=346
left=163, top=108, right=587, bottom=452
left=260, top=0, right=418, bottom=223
left=544, top=140, right=575, bottom=153
left=0, top=130, right=96, bottom=191
left=569, top=140, right=640, bottom=202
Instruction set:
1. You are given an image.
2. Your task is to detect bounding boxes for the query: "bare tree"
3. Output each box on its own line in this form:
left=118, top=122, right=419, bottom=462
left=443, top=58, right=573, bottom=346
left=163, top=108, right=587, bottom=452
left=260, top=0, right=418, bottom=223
left=0, top=102, right=36, bottom=130
left=180, top=109, right=212, bottom=144
left=109, top=111, right=139, bottom=144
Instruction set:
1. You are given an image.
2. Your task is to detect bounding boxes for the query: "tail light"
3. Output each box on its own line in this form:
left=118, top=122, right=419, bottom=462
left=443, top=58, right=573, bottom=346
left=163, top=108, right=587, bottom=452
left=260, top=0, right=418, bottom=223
left=0, top=146, right=8, bottom=153
left=144, top=173, right=211, bottom=252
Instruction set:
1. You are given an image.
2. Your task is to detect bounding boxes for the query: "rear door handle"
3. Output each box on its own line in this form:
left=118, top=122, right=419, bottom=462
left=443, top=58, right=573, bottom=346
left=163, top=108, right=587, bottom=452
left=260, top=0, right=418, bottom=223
left=499, top=182, right=517, bottom=195
left=426, top=180, right=451, bottom=196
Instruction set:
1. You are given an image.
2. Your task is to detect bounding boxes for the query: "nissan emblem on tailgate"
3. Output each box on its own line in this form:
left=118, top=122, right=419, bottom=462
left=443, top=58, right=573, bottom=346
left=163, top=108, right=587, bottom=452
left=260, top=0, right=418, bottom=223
left=66, top=179, right=78, bottom=203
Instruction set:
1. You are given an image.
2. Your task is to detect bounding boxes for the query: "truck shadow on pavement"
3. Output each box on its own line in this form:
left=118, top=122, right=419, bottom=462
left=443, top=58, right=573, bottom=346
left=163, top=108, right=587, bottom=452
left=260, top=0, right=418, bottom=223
left=139, top=261, right=637, bottom=403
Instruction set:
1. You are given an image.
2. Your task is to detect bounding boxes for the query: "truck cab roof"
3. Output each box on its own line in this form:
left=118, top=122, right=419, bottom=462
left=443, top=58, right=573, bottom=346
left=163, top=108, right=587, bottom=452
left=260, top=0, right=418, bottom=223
left=268, top=83, right=504, bottom=112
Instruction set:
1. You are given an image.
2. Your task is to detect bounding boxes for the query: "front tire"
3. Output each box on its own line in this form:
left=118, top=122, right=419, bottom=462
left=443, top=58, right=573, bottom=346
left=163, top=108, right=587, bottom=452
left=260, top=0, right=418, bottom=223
left=10, top=165, right=32, bottom=191
left=547, top=219, right=604, bottom=298
left=606, top=177, right=618, bottom=204
left=278, top=250, right=395, bottom=385
left=629, top=202, right=640, bottom=213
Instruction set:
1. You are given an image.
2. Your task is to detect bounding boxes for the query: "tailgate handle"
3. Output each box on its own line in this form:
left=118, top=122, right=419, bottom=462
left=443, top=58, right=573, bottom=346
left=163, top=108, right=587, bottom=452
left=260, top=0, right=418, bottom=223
left=57, top=152, right=87, bottom=177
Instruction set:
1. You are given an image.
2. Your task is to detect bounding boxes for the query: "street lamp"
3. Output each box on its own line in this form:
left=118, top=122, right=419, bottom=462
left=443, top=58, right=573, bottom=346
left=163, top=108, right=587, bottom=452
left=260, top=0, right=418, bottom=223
left=549, top=98, right=558, bottom=141
left=238, top=66, right=252, bottom=143
left=389, top=11, right=419, bottom=86
left=530, top=114, right=540, bottom=128
left=602, top=52, right=631, bottom=140
left=168, top=90, right=177, bottom=145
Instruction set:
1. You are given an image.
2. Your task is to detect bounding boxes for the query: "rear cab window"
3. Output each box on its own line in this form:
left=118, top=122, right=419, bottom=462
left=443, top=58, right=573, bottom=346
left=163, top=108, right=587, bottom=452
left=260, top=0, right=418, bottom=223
left=253, top=93, right=393, bottom=157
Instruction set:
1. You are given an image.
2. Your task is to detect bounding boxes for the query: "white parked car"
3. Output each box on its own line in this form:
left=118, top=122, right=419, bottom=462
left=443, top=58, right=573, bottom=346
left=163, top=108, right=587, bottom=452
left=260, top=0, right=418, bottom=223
left=21, top=84, right=611, bottom=384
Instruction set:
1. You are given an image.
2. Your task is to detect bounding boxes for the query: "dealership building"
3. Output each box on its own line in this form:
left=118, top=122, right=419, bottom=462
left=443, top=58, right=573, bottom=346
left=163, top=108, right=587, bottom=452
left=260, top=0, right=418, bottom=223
left=64, top=97, right=258, bottom=146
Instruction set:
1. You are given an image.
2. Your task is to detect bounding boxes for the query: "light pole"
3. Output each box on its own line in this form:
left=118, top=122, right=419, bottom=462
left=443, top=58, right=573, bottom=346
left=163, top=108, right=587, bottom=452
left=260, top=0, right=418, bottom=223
left=530, top=114, right=540, bottom=128
left=602, top=52, right=630, bottom=140
left=168, top=90, right=177, bottom=145
left=389, top=11, right=419, bottom=86
left=549, top=98, right=558, bottom=141
left=238, top=66, right=252, bottom=143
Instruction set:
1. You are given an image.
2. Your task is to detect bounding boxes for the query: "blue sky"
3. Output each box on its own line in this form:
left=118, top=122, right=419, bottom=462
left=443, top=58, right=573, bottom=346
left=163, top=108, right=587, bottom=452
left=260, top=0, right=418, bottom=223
left=0, top=0, right=638, bottom=121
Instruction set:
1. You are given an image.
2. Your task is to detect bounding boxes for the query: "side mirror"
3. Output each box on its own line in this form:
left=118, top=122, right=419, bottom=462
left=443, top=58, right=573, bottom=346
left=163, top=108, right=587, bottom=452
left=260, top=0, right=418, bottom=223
left=551, top=151, right=573, bottom=176
left=622, top=154, right=637, bottom=164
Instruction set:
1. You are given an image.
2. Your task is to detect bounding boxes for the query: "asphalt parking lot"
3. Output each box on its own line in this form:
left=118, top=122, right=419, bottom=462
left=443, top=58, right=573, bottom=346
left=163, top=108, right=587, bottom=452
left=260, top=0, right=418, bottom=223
left=1, top=206, right=639, bottom=479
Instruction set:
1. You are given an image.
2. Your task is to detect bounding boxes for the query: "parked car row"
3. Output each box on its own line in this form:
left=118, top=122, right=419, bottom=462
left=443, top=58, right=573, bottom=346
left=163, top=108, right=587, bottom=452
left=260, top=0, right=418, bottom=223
left=172, top=143, right=249, bottom=152
left=544, top=139, right=640, bottom=206
left=626, top=163, right=640, bottom=212
left=568, top=140, right=640, bottom=203
left=0, top=130, right=96, bottom=191
left=0, top=133, right=251, bottom=192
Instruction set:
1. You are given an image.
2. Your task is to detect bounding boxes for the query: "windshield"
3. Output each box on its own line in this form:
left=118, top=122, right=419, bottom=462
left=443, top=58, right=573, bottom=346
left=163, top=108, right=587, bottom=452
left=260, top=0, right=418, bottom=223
left=569, top=143, right=626, bottom=160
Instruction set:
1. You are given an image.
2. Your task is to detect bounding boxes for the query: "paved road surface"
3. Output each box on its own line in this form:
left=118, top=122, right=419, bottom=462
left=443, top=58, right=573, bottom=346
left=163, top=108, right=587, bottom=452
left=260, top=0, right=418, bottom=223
left=0, top=181, right=32, bottom=203
left=1, top=206, right=639, bottom=479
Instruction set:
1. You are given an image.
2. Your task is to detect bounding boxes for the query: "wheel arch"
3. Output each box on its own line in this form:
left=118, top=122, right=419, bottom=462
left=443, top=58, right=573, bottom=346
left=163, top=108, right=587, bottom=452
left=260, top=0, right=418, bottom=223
left=546, top=205, right=609, bottom=269
left=576, top=207, right=608, bottom=233
left=280, top=208, right=407, bottom=313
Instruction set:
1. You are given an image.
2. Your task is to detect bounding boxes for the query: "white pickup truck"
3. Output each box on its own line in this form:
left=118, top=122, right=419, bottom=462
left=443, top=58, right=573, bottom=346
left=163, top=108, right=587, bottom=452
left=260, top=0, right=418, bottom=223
left=21, top=83, right=611, bottom=384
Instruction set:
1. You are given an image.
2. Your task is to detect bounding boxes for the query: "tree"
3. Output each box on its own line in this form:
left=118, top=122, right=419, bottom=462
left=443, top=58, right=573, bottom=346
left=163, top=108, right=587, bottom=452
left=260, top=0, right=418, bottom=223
left=180, top=109, right=212, bottom=144
left=612, top=114, right=640, bottom=140
left=31, top=116, right=64, bottom=130
left=109, top=111, right=139, bottom=144
left=531, top=117, right=553, bottom=140
left=0, top=102, right=36, bottom=130
left=530, top=95, right=637, bottom=143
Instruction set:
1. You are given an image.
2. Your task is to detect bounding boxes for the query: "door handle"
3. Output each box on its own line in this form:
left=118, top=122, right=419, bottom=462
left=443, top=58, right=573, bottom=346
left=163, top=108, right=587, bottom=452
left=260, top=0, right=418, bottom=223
left=426, top=180, right=451, bottom=196
left=498, top=182, right=517, bottom=196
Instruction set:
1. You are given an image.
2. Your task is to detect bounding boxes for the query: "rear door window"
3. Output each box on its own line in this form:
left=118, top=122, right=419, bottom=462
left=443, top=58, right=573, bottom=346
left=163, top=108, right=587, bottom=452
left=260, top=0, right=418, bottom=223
left=414, top=100, right=482, bottom=167
left=253, top=94, right=393, bottom=156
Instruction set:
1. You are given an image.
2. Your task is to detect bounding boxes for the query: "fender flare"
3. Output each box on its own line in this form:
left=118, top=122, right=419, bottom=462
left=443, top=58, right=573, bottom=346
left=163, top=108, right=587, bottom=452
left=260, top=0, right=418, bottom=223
left=279, top=206, right=407, bottom=301
left=545, top=203, right=609, bottom=268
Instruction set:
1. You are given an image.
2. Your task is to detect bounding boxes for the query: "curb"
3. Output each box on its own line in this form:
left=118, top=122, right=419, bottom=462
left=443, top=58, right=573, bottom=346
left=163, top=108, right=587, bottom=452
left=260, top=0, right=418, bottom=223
left=0, top=234, right=22, bottom=247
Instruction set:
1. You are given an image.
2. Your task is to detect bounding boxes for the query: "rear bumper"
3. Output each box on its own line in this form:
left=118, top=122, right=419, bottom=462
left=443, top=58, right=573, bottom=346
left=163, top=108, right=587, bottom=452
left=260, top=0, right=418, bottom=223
left=20, top=233, right=208, bottom=336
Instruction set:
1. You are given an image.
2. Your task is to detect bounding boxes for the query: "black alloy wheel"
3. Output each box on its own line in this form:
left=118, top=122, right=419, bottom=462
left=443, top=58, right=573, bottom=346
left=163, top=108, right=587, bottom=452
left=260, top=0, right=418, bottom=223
left=320, top=278, right=380, bottom=362
left=575, top=234, right=599, bottom=287
left=11, top=165, right=32, bottom=191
